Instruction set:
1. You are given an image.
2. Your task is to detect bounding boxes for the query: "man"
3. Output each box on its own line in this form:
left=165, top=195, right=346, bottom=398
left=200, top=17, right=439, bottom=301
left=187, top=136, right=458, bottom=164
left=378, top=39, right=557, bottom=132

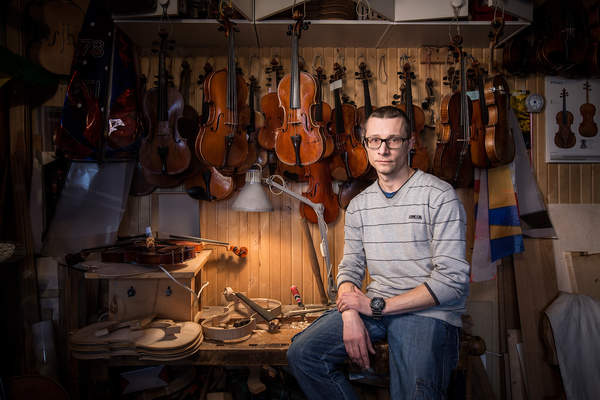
left=287, top=106, right=469, bottom=399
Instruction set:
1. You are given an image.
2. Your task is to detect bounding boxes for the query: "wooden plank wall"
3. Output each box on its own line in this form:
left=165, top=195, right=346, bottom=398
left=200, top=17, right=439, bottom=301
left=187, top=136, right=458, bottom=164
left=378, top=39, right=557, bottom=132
left=124, top=46, right=600, bottom=306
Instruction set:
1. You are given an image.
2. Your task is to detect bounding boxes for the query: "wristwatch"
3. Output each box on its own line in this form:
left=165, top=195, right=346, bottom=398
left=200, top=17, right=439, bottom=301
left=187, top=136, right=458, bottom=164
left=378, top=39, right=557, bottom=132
left=370, top=297, right=386, bottom=319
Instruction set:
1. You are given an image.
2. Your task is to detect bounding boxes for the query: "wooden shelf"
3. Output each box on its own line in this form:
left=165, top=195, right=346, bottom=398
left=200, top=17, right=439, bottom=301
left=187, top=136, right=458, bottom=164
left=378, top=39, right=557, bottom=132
left=115, top=18, right=530, bottom=50
left=115, top=19, right=258, bottom=48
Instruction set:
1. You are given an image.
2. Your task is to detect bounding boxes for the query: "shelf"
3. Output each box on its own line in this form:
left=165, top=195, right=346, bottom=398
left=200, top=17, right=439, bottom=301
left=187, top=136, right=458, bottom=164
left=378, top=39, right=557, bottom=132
left=115, top=18, right=530, bottom=50
left=115, top=19, right=259, bottom=49
left=255, top=19, right=391, bottom=48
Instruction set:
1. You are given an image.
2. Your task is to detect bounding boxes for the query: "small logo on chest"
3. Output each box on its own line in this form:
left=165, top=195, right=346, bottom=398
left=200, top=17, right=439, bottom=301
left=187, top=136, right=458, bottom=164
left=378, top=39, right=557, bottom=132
left=408, top=215, right=423, bottom=220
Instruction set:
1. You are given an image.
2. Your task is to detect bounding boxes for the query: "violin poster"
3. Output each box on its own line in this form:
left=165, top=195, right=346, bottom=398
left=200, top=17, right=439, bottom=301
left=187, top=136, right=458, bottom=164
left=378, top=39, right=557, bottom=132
left=545, top=77, right=600, bottom=163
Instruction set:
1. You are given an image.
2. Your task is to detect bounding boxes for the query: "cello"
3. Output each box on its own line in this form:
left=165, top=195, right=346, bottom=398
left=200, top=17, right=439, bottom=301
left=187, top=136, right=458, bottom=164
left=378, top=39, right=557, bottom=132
left=395, top=63, right=429, bottom=172
left=274, top=10, right=325, bottom=167
left=433, top=39, right=474, bottom=188
left=328, top=63, right=369, bottom=181
left=139, top=30, right=191, bottom=176
left=196, top=12, right=250, bottom=171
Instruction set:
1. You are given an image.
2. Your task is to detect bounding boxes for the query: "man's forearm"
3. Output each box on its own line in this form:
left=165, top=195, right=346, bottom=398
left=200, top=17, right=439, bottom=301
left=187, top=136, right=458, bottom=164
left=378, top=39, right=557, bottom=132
left=381, top=284, right=436, bottom=316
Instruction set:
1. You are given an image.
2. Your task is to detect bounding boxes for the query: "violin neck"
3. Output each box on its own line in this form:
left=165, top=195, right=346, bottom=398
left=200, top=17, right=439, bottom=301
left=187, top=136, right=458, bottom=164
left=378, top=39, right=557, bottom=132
left=248, top=84, right=256, bottom=131
left=362, top=80, right=372, bottom=118
left=290, top=35, right=300, bottom=109
left=405, top=77, right=414, bottom=133
left=315, top=80, right=323, bottom=121
left=333, top=88, right=344, bottom=133
left=158, top=49, right=168, bottom=121
left=459, top=53, right=470, bottom=140
left=227, top=31, right=236, bottom=111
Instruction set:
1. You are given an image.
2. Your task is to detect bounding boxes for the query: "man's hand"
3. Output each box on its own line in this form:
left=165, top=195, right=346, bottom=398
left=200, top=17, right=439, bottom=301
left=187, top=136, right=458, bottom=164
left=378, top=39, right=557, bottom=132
left=341, top=310, right=375, bottom=369
left=337, top=285, right=372, bottom=316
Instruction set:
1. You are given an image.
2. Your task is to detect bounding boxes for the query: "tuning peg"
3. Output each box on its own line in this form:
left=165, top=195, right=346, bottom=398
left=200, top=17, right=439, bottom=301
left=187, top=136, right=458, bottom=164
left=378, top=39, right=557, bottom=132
left=393, top=93, right=401, bottom=99
left=391, top=100, right=401, bottom=105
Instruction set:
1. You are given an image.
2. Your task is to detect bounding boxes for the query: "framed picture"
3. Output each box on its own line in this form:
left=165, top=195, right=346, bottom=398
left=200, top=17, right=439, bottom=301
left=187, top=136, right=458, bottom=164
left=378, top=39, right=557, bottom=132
left=545, top=77, right=600, bottom=163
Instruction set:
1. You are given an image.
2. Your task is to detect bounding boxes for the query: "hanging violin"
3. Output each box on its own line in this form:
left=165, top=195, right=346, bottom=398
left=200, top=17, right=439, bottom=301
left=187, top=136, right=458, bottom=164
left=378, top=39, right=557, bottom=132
left=300, top=161, right=339, bottom=224
left=483, top=22, right=515, bottom=167
left=395, top=62, right=429, bottom=172
left=274, top=10, right=325, bottom=167
left=196, top=11, right=250, bottom=171
left=433, top=39, right=473, bottom=188
left=198, top=62, right=214, bottom=125
left=311, top=66, right=335, bottom=158
left=554, top=88, right=576, bottom=149
left=328, top=63, right=369, bottom=181
left=258, top=58, right=284, bottom=150
left=468, top=60, right=490, bottom=168
left=237, top=75, right=267, bottom=173
left=355, top=62, right=376, bottom=128
left=139, top=30, right=191, bottom=176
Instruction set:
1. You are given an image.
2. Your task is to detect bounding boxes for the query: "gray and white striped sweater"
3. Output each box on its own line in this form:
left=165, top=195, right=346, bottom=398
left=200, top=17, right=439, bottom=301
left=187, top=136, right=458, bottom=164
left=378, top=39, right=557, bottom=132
left=337, top=169, right=470, bottom=327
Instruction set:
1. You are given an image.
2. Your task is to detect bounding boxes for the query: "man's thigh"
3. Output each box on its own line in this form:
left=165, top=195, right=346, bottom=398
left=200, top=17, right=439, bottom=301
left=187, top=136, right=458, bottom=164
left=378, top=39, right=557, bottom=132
left=289, top=309, right=386, bottom=362
left=384, top=314, right=459, bottom=399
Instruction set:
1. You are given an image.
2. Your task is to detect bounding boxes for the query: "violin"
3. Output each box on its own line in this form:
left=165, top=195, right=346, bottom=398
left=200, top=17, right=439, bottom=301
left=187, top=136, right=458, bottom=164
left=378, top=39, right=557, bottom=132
left=168, top=234, right=247, bottom=258
left=177, top=60, right=200, bottom=142
left=579, top=81, right=597, bottom=138
left=337, top=168, right=377, bottom=210
left=355, top=62, right=376, bottom=129
left=196, top=12, right=250, bottom=171
left=258, top=58, right=284, bottom=150
left=483, top=21, right=515, bottom=167
left=139, top=30, right=191, bottom=176
left=328, top=63, right=369, bottom=181
left=274, top=10, right=325, bottom=167
left=237, top=76, right=267, bottom=173
left=468, top=61, right=490, bottom=168
left=300, top=161, right=339, bottom=224
left=312, top=66, right=335, bottom=158
left=395, top=63, right=429, bottom=172
left=198, top=62, right=214, bottom=125
left=422, top=77, right=436, bottom=127
left=554, top=88, right=576, bottom=149
left=184, top=165, right=236, bottom=201
left=433, top=39, right=473, bottom=188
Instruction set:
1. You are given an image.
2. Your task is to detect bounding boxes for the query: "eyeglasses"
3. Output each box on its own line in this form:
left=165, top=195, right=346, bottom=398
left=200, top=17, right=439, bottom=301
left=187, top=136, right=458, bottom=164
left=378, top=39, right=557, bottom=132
left=363, top=136, right=410, bottom=150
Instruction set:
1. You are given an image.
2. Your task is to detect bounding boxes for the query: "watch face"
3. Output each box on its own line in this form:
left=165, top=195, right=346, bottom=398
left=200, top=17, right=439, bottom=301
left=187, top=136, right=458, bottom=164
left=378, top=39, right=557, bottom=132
left=370, top=297, right=385, bottom=311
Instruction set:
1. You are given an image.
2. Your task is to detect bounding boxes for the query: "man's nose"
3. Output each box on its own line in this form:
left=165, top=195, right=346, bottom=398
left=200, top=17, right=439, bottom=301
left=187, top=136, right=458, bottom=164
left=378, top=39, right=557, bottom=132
left=377, top=141, right=391, bottom=154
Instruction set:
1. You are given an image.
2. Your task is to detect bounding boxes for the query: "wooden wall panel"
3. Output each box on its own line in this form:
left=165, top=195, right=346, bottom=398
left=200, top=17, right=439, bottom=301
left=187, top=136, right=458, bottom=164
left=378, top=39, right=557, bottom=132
left=130, top=47, right=600, bottom=306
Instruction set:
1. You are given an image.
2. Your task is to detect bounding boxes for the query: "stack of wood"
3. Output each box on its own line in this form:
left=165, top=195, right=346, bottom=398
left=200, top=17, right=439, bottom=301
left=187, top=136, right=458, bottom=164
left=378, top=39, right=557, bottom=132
left=69, top=317, right=203, bottom=361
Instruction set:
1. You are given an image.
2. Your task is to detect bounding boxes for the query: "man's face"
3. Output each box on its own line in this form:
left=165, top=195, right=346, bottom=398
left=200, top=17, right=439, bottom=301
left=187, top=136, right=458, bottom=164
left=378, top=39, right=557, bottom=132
left=363, top=117, right=413, bottom=177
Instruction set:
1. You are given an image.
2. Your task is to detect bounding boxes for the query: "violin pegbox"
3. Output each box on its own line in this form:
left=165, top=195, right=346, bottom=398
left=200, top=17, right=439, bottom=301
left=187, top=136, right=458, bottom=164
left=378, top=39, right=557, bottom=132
left=329, top=63, right=346, bottom=91
left=355, top=62, right=372, bottom=82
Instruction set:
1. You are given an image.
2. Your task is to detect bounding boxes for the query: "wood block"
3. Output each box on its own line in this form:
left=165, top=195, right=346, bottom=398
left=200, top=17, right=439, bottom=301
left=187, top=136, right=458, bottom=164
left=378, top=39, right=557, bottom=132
left=513, top=238, right=562, bottom=400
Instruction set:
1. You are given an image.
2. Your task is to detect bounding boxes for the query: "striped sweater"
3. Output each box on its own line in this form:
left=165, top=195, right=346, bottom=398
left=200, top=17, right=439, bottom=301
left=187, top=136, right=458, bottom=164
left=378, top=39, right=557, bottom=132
left=337, top=169, right=470, bottom=327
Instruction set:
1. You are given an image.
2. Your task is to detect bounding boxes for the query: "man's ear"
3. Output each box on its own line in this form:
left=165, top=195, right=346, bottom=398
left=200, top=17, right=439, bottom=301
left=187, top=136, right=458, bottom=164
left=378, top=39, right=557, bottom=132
left=409, top=133, right=416, bottom=149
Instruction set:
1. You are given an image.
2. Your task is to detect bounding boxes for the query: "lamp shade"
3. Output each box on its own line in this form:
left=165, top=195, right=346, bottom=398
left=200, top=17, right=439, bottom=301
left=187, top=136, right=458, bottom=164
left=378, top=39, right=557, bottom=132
left=231, top=169, right=273, bottom=212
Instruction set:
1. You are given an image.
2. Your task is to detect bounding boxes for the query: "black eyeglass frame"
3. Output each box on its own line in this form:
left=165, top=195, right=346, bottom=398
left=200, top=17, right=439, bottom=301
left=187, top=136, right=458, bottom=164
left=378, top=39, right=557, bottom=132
left=362, top=135, right=410, bottom=150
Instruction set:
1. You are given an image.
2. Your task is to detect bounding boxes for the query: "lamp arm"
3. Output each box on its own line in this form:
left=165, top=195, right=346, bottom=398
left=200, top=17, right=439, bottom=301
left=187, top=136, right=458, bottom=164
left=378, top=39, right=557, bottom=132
left=263, top=177, right=337, bottom=302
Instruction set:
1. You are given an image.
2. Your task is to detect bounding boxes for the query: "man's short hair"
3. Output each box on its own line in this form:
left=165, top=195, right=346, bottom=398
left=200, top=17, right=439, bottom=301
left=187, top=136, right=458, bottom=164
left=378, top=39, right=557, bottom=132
left=362, top=105, right=410, bottom=139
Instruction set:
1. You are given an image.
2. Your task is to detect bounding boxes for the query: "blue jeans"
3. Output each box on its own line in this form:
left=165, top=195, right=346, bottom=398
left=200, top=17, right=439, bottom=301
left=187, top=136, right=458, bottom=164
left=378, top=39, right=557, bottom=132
left=287, top=309, right=459, bottom=399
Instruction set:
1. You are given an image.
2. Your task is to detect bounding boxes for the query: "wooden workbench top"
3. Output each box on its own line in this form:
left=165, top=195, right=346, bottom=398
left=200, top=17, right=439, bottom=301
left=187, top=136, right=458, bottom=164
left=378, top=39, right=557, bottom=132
left=82, top=249, right=212, bottom=279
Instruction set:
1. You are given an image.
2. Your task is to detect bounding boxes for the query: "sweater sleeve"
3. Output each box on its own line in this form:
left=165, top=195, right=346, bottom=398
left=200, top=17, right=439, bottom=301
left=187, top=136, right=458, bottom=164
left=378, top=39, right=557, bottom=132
left=336, top=202, right=366, bottom=289
left=424, top=188, right=470, bottom=305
